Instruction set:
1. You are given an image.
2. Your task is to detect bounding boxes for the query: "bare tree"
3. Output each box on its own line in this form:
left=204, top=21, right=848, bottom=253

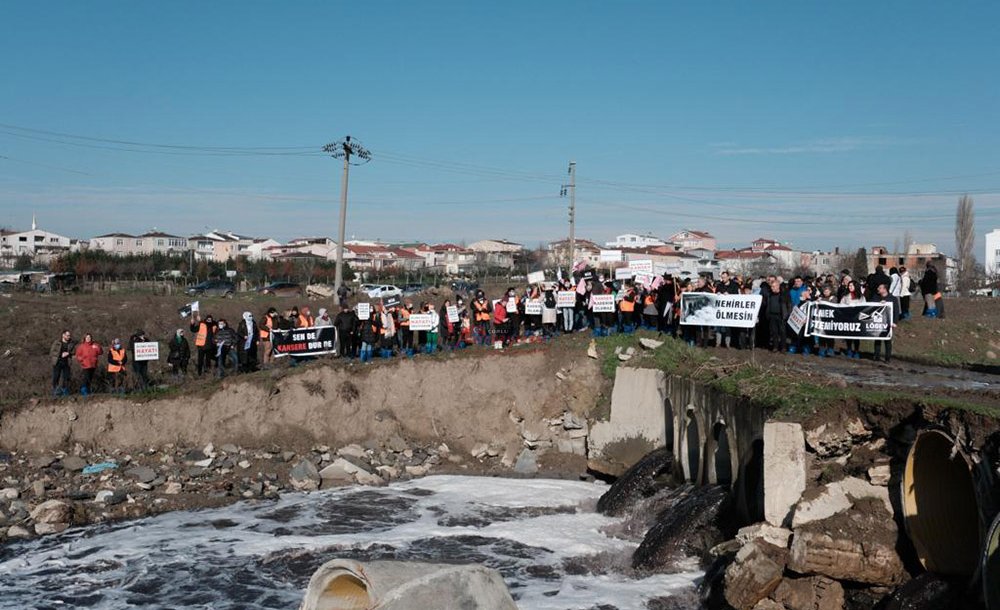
left=955, top=194, right=976, bottom=293
left=893, top=237, right=900, bottom=255
left=902, top=230, right=914, bottom=255
left=852, top=247, right=868, bottom=280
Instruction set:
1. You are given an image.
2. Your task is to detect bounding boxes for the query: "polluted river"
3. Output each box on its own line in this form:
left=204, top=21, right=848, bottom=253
left=0, top=475, right=709, bottom=610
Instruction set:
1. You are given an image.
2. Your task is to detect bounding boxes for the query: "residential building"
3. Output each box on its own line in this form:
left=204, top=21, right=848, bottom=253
left=282, top=237, right=338, bottom=260
left=987, top=229, right=1000, bottom=276
left=468, top=239, right=522, bottom=253
left=868, top=244, right=957, bottom=290
left=188, top=234, right=219, bottom=262
left=205, top=231, right=256, bottom=262
left=668, top=230, right=716, bottom=252
left=0, top=217, right=74, bottom=266
left=417, top=243, right=477, bottom=274
left=344, top=243, right=424, bottom=272
left=604, top=233, right=667, bottom=249
left=137, top=231, right=188, bottom=255
left=715, top=250, right=779, bottom=276
left=468, top=239, right=521, bottom=269
left=748, top=237, right=799, bottom=270
left=90, top=233, right=139, bottom=256
left=803, top=249, right=845, bottom=275
left=245, top=238, right=281, bottom=261
left=547, top=238, right=601, bottom=268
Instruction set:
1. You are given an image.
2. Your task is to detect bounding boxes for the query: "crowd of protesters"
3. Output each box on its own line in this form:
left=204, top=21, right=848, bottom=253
left=47, top=261, right=945, bottom=396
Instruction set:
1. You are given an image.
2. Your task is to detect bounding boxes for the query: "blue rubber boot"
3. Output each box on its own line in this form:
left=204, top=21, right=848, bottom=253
left=788, top=346, right=797, bottom=354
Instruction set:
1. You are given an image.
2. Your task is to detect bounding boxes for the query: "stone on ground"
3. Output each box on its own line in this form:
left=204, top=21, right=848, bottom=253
left=724, top=540, right=788, bottom=610
left=763, top=422, right=807, bottom=527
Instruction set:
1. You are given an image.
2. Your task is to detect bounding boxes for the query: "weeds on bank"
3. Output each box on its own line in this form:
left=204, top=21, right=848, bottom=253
left=595, top=330, right=999, bottom=421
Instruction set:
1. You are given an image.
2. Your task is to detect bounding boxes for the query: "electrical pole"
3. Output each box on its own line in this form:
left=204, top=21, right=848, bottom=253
left=561, top=161, right=576, bottom=269
left=323, top=136, right=371, bottom=292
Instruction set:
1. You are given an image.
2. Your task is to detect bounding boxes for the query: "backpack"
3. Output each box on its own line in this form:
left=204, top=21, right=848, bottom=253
left=908, top=277, right=916, bottom=293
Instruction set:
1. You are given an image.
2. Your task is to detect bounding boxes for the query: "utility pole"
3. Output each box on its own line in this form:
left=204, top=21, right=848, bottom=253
left=560, top=162, right=576, bottom=269
left=323, top=136, right=371, bottom=292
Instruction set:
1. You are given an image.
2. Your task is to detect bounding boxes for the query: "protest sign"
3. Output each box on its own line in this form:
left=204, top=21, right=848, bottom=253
left=524, top=300, right=543, bottom=315
left=599, top=249, right=622, bottom=262
left=614, top=267, right=633, bottom=280
left=527, top=270, right=546, bottom=284
left=591, top=294, right=615, bottom=312
left=178, top=301, right=198, bottom=318
left=446, top=305, right=459, bottom=323
left=633, top=271, right=655, bottom=287
left=408, top=313, right=434, bottom=331
left=356, top=302, right=371, bottom=320
left=581, top=270, right=595, bottom=281
left=271, top=326, right=338, bottom=357
left=653, top=262, right=673, bottom=276
left=133, top=341, right=160, bottom=362
left=628, top=259, right=653, bottom=273
left=506, top=298, right=518, bottom=313
left=787, top=304, right=809, bottom=335
left=557, top=291, right=577, bottom=308
left=384, top=296, right=401, bottom=309
left=805, top=302, right=894, bottom=340
left=680, top=293, right=762, bottom=328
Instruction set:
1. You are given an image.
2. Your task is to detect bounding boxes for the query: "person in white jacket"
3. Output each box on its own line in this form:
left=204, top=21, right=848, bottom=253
left=425, top=303, right=440, bottom=354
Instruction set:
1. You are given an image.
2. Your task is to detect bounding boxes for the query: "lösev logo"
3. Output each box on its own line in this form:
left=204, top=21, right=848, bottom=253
left=804, top=302, right=893, bottom=340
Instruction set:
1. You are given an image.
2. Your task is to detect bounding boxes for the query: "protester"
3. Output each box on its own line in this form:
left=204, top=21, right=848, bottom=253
left=107, top=337, right=128, bottom=393
left=129, top=329, right=151, bottom=390
left=49, top=330, right=75, bottom=397
left=920, top=262, right=944, bottom=319
left=214, top=319, right=238, bottom=377
left=873, top=283, right=900, bottom=363
left=898, top=266, right=913, bottom=320
left=259, top=307, right=277, bottom=368
left=167, top=329, right=190, bottom=378
left=190, top=313, right=217, bottom=376
left=840, top=281, right=866, bottom=359
left=334, top=304, right=358, bottom=358
left=237, top=312, right=259, bottom=372
left=764, top=278, right=789, bottom=353
left=74, top=333, right=103, bottom=396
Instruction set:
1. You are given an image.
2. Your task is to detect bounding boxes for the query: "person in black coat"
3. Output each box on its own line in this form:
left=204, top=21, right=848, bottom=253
left=166, top=329, right=190, bottom=378
left=128, top=329, right=151, bottom=390
left=334, top=305, right=359, bottom=358
left=764, top=279, right=790, bottom=352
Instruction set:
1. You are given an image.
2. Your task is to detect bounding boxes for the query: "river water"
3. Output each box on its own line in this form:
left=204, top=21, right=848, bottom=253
left=0, top=475, right=702, bottom=609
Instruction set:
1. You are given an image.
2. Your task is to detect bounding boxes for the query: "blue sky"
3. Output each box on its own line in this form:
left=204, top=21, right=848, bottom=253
left=1, top=1, right=998, bottom=256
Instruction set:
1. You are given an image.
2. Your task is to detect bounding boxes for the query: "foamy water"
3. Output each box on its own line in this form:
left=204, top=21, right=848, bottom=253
left=0, top=475, right=702, bottom=609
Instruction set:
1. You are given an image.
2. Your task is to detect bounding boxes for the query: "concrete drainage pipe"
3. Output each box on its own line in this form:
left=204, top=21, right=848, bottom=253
left=299, top=559, right=518, bottom=610
left=902, top=429, right=980, bottom=577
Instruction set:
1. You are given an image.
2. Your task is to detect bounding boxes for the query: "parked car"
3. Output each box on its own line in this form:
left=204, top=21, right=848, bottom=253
left=187, top=280, right=236, bottom=298
left=451, top=280, right=479, bottom=294
left=402, top=283, right=425, bottom=296
left=259, top=281, right=302, bottom=297
left=365, top=284, right=402, bottom=299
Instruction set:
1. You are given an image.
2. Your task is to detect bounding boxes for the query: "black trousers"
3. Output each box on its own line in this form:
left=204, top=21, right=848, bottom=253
left=768, top=315, right=786, bottom=351
left=196, top=347, right=212, bottom=375
left=873, top=340, right=892, bottom=361
left=82, top=367, right=96, bottom=390
left=52, top=360, right=71, bottom=390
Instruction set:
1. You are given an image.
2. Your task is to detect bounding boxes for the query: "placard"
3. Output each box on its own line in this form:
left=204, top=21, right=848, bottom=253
left=446, top=305, right=459, bottom=323
left=787, top=304, right=809, bottom=335
left=633, top=271, right=655, bottom=287
left=408, top=313, right=434, bottom=331
left=384, top=296, right=401, bottom=309
left=614, top=267, right=633, bottom=280
left=805, top=302, right=894, bottom=340
left=527, top=270, right=546, bottom=284
left=356, top=302, right=371, bottom=320
left=680, top=293, right=762, bottom=328
left=178, top=301, right=199, bottom=318
left=504, top=298, right=517, bottom=313
left=591, top=294, right=615, bottom=313
left=628, top=259, right=653, bottom=274
left=600, top=249, right=622, bottom=262
left=524, top=300, right=543, bottom=315
left=133, top=341, right=160, bottom=362
left=271, top=326, right=338, bottom=357
left=557, top=291, right=577, bottom=308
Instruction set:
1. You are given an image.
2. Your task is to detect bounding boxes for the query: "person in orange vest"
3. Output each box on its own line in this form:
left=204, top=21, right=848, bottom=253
left=472, top=290, right=491, bottom=345
left=298, top=306, right=315, bottom=328
left=189, top=313, right=217, bottom=376
left=107, top=337, right=128, bottom=394
left=259, top=308, right=277, bottom=368
left=74, top=333, right=103, bottom=396
left=618, top=286, right=636, bottom=334
left=398, top=301, right=414, bottom=356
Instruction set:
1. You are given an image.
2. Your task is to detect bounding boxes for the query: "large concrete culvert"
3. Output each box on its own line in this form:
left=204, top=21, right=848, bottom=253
left=902, top=429, right=981, bottom=577
left=682, top=408, right=703, bottom=484
left=709, top=420, right=733, bottom=487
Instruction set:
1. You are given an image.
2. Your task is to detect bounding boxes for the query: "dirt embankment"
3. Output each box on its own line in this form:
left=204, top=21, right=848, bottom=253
left=0, top=348, right=604, bottom=455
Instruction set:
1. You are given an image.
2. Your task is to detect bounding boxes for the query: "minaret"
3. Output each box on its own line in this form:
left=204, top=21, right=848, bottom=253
left=32, top=213, right=37, bottom=231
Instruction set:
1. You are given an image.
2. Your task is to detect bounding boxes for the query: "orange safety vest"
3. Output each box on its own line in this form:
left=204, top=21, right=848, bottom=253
left=644, top=295, right=655, bottom=307
left=259, top=316, right=272, bottom=340
left=473, top=300, right=491, bottom=322
left=298, top=314, right=314, bottom=328
left=108, top=348, right=127, bottom=373
left=620, top=298, right=635, bottom=313
left=195, top=322, right=209, bottom=347
left=399, top=308, right=411, bottom=327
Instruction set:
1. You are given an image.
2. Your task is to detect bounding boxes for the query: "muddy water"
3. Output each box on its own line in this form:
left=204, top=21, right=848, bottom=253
left=0, top=476, right=702, bottom=609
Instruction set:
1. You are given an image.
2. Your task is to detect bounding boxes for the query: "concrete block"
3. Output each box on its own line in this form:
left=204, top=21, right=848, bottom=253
left=791, top=484, right=852, bottom=528
left=588, top=367, right=669, bottom=476
left=764, top=422, right=807, bottom=527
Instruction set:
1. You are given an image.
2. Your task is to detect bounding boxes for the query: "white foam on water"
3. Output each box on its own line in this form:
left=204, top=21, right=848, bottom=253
left=0, top=475, right=704, bottom=609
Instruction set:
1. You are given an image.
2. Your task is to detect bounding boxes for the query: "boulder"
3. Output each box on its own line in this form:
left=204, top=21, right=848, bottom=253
left=788, top=518, right=906, bottom=586
left=6, top=525, right=31, bottom=539
left=513, top=449, right=538, bottom=475
left=770, top=576, right=844, bottom=610
left=639, top=337, right=664, bottom=350
left=736, top=523, right=793, bottom=549
left=289, top=460, right=321, bottom=491
left=319, top=461, right=354, bottom=484
left=562, top=411, right=585, bottom=430
left=220, top=444, right=239, bottom=454
left=837, top=476, right=892, bottom=515
left=60, top=456, right=87, bottom=472
left=29, top=499, right=72, bottom=524
left=163, top=482, right=183, bottom=495
left=470, top=443, right=489, bottom=459
left=752, top=600, right=786, bottom=610
left=587, top=340, right=598, bottom=359
left=724, top=540, right=788, bottom=610
left=126, top=466, right=158, bottom=485
left=804, top=418, right=868, bottom=458
left=0, top=488, right=18, bottom=501
left=764, top=422, right=807, bottom=527
left=792, top=484, right=852, bottom=528
left=867, top=464, right=891, bottom=486
left=35, top=522, right=69, bottom=536
left=338, top=444, right=367, bottom=460
left=387, top=435, right=408, bottom=453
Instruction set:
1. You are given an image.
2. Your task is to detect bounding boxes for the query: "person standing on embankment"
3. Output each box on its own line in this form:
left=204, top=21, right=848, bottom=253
left=74, top=333, right=103, bottom=395
left=50, top=329, right=75, bottom=396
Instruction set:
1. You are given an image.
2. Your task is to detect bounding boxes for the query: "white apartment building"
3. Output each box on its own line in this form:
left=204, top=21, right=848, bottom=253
left=986, top=229, right=1000, bottom=276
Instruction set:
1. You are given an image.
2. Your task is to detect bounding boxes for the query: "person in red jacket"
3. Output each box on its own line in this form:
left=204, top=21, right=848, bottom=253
left=492, top=297, right=508, bottom=349
left=74, top=333, right=103, bottom=396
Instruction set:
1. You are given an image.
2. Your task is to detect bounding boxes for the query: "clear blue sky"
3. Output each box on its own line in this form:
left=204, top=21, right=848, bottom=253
left=1, top=1, right=998, bottom=256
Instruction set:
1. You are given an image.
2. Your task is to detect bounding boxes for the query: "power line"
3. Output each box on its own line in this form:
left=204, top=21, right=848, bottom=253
left=0, top=153, right=91, bottom=176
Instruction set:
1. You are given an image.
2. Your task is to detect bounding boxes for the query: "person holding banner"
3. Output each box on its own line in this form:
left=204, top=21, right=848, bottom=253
left=359, top=310, right=379, bottom=363
left=440, top=299, right=457, bottom=348
left=259, top=308, right=277, bottom=369
left=840, top=281, right=866, bottom=359
left=128, top=329, right=151, bottom=389
left=398, top=301, right=414, bottom=355
left=542, top=287, right=557, bottom=336
left=424, top=303, right=440, bottom=354
left=618, top=286, right=636, bottom=333
left=379, top=302, right=397, bottom=358
left=873, top=283, right=900, bottom=362
left=815, top=285, right=838, bottom=357
left=189, top=313, right=217, bottom=376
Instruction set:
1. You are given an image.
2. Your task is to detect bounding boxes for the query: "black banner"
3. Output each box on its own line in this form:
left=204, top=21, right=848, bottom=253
left=805, top=302, right=893, bottom=340
left=271, top=326, right=338, bottom=357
